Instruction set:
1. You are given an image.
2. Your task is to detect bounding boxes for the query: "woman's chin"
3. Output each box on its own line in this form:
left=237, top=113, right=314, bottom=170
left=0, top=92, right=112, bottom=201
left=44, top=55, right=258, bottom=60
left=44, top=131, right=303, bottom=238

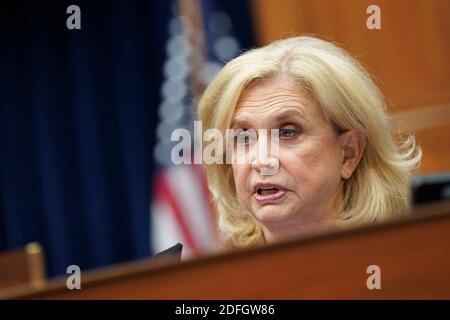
left=251, top=204, right=298, bottom=225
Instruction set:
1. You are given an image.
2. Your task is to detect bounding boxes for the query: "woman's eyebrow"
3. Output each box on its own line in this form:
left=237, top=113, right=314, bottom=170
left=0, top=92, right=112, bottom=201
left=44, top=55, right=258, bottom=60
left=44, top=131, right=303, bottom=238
left=273, top=108, right=308, bottom=123
left=230, top=117, right=250, bottom=128
left=230, top=111, right=254, bottom=128
left=230, top=107, right=308, bottom=128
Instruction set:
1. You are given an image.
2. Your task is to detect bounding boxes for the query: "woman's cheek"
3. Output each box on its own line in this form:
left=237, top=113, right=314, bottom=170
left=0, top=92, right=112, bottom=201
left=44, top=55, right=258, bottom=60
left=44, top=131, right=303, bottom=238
left=232, top=165, right=248, bottom=199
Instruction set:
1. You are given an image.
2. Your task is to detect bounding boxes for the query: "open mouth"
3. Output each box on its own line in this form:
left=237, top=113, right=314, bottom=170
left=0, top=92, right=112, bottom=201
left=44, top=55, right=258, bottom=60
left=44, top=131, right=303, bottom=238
left=257, top=187, right=280, bottom=195
left=253, top=184, right=287, bottom=203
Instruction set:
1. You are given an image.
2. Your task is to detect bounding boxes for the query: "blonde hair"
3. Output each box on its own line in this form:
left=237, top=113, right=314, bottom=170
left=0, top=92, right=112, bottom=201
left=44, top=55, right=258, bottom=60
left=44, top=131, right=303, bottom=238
left=197, top=36, right=422, bottom=248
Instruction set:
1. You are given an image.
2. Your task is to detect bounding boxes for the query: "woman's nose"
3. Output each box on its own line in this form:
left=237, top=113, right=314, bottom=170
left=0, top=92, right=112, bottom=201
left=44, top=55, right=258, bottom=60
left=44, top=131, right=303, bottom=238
left=251, top=134, right=280, bottom=175
left=251, top=155, right=272, bottom=170
left=251, top=155, right=279, bottom=175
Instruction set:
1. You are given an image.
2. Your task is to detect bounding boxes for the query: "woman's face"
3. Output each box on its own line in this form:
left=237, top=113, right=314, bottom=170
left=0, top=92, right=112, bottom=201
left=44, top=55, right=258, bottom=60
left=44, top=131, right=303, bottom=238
left=230, top=75, right=346, bottom=241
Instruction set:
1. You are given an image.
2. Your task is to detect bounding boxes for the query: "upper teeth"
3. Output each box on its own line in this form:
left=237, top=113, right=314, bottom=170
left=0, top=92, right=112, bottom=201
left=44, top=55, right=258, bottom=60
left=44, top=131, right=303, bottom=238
left=258, top=187, right=278, bottom=195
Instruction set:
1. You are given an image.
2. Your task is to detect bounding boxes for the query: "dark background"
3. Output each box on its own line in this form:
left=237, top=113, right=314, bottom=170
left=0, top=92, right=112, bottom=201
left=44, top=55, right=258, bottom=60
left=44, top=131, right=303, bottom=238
left=0, top=0, right=255, bottom=277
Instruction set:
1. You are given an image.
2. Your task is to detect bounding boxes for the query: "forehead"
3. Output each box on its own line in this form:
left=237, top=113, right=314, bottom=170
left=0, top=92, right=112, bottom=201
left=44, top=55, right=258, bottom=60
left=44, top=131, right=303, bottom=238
left=231, top=75, right=326, bottom=127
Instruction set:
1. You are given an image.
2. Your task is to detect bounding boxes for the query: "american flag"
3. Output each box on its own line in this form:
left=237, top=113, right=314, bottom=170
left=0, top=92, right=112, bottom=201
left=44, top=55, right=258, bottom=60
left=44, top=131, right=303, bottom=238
left=150, top=0, right=244, bottom=259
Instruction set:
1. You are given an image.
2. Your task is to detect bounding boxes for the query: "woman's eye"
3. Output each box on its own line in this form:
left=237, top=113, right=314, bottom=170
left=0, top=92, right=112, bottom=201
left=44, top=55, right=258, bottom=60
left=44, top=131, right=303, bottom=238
left=279, top=127, right=299, bottom=138
left=235, top=133, right=248, bottom=144
left=234, top=129, right=256, bottom=144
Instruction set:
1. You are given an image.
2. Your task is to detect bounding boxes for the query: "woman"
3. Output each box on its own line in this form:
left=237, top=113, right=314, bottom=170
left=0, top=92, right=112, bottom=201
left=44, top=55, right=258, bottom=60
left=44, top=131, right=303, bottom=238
left=197, top=36, right=421, bottom=248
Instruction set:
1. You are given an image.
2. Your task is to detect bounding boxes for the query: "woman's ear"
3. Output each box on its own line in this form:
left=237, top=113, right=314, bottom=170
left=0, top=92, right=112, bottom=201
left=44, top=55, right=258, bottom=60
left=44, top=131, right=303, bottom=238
left=339, top=129, right=367, bottom=179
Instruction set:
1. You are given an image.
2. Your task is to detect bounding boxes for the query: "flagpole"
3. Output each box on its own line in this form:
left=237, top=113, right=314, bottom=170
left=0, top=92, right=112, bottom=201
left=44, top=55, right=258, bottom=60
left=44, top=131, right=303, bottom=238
left=177, top=0, right=221, bottom=247
left=177, top=0, right=208, bottom=99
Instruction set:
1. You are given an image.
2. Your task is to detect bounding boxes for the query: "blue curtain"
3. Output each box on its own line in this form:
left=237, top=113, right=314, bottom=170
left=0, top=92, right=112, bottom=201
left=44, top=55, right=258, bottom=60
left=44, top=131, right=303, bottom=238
left=0, top=0, right=170, bottom=277
left=0, top=0, right=255, bottom=278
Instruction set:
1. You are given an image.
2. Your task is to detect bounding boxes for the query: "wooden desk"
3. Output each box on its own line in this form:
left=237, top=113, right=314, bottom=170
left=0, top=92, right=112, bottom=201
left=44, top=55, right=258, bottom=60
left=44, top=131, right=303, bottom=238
left=2, top=201, right=450, bottom=299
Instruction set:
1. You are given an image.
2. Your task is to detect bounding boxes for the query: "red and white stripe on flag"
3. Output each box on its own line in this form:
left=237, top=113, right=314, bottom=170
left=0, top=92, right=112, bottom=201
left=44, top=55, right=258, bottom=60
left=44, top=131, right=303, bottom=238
left=151, top=164, right=218, bottom=260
